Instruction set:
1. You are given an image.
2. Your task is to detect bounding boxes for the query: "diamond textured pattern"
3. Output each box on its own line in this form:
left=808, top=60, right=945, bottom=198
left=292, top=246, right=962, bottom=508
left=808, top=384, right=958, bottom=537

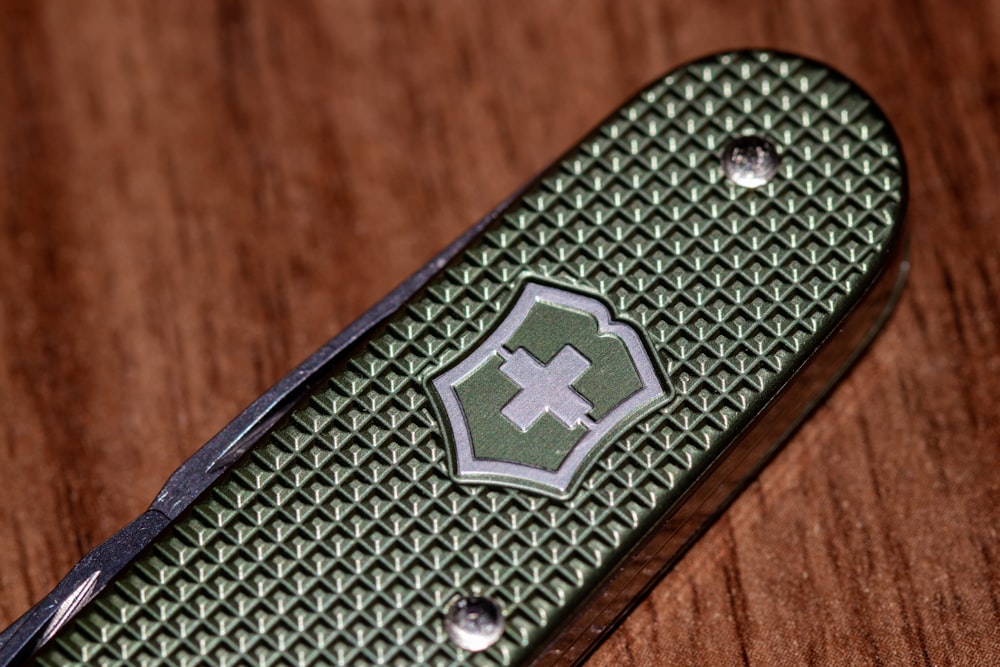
left=36, top=52, right=905, bottom=666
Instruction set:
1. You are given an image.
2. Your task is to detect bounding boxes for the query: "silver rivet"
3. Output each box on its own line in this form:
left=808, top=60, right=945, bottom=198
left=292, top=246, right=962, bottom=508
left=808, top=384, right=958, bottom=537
left=721, top=135, right=780, bottom=188
left=444, top=596, right=505, bottom=652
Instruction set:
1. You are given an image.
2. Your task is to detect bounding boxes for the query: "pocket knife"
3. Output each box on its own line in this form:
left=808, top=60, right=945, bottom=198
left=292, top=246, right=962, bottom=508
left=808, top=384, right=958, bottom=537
left=0, top=50, right=908, bottom=666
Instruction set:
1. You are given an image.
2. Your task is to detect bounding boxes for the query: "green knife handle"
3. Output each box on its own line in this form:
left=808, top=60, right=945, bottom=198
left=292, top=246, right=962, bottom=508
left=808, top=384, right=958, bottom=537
left=19, top=51, right=906, bottom=666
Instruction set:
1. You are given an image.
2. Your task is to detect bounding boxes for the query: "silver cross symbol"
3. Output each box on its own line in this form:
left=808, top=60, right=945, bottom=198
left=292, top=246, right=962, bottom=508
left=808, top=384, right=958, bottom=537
left=499, top=345, right=592, bottom=432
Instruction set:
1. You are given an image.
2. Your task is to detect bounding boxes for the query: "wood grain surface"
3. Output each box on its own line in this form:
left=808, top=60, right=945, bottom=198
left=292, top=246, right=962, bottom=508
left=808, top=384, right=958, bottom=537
left=0, top=2, right=997, bottom=665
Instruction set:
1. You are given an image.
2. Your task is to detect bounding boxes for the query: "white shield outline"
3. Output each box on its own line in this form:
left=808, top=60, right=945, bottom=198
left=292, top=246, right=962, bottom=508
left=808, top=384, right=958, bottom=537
left=430, top=282, right=670, bottom=496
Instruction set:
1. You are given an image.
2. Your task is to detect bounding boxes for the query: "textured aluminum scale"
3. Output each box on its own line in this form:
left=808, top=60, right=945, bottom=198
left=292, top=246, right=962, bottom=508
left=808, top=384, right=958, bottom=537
left=1, top=51, right=908, bottom=666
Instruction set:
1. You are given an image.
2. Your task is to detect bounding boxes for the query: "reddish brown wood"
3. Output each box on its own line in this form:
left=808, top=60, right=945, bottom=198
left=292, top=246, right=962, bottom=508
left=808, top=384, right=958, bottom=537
left=0, top=2, right=996, bottom=664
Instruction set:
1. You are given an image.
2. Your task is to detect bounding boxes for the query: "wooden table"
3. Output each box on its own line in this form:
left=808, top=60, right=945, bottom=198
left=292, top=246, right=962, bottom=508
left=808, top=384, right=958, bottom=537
left=0, top=2, right=996, bottom=664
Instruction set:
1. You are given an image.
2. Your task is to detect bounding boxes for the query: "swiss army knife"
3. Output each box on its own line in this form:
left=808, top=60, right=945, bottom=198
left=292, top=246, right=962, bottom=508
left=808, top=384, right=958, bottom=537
left=0, top=50, right=908, bottom=666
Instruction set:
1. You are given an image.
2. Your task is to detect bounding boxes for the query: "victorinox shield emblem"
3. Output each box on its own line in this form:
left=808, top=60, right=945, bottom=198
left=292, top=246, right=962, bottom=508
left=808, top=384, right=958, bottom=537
left=430, top=282, right=670, bottom=496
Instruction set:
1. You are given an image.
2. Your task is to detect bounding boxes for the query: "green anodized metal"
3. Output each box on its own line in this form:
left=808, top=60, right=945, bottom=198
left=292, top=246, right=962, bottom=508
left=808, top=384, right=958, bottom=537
left=29, top=51, right=907, bottom=666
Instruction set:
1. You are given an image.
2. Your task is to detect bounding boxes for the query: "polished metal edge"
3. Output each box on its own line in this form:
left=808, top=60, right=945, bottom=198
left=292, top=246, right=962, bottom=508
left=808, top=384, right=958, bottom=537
left=529, top=207, right=911, bottom=667
left=0, top=40, right=640, bottom=658
left=0, top=48, right=909, bottom=666
left=520, top=48, right=912, bottom=665
left=0, top=144, right=534, bottom=667
left=0, top=511, right=170, bottom=665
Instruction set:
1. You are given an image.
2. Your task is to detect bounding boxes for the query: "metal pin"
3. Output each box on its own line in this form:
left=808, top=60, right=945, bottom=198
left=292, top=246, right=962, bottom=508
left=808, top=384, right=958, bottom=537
left=721, top=135, right=780, bottom=188
left=444, top=595, right=505, bottom=652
